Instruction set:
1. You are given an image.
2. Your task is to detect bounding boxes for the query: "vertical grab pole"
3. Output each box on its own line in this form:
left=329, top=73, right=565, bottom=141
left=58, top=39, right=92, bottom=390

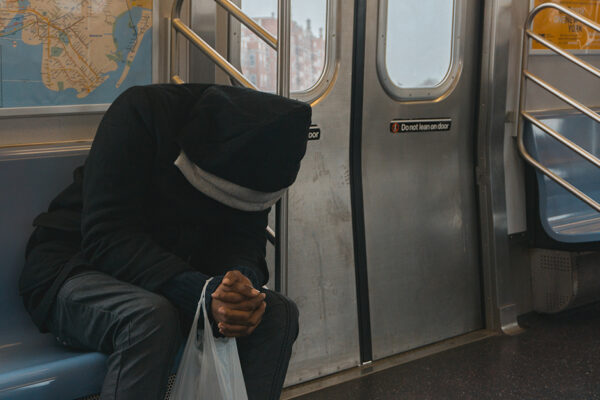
left=170, top=0, right=186, bottom=84
left=275, top=0, right=291, bottom=294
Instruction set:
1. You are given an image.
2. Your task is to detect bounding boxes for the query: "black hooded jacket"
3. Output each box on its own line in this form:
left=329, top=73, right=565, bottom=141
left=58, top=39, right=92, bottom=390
left=19, top=84, right=311, bottom=331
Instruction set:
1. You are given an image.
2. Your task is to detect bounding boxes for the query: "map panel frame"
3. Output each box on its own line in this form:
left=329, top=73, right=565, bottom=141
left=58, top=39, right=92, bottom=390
left=0, top=0, right=159, bottom=117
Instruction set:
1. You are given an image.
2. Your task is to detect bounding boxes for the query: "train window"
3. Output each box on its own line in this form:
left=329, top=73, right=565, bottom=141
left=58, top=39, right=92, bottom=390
left=239, top=0, right=331, bottom=96
left=377, top=0, right=465, bottom=100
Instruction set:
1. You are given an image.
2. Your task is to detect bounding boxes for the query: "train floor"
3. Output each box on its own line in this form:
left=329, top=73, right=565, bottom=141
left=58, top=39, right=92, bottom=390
left=291, top=302, right=600, bottom=400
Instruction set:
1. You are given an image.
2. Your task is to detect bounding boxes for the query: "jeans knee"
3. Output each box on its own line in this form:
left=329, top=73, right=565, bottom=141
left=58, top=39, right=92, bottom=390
left=265, top=292, right=300, bottom=341
left=289, top=300, right=300, bottom=341
left=128, top=295, right=181, bottom=346
left=287, top=298, right=299, bottom=340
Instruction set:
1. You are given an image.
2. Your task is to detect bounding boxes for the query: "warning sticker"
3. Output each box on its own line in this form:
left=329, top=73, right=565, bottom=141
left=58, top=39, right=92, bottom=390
left=390, top=118, right=452, bottom=134
left=532, top=0, right=600, bottom=51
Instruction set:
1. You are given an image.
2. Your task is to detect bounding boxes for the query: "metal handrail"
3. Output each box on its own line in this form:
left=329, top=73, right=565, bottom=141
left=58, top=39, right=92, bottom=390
left=0, top=139, right=93, bottom=150
left=523, top=111, right=600, bottom=169
left=275, top=0, right=291, bottom=294
left=170, top=1, right=253, bottom=87
left=171, top=17, right=257, bottom=88
left=526, top=30, right=600, bottom=79
left=170, top=0, right=278, bottom=86
left=169, top=0, right=292, bottom=293
left=215, top=0, right=277, bottom=49
left=518, top=3, right=600, bottom=213
left=523, top=71, right=600, bottom=125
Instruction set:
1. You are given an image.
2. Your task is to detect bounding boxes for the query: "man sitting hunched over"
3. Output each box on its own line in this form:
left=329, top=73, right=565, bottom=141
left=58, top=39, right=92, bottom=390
left=19, top=84, right=311, bottom=400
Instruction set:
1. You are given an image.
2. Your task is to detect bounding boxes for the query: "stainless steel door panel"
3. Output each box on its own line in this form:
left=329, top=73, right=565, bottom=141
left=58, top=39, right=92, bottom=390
left=362, top=0, right=483, bottom=360
left=284, top=0, right=360, bottom=384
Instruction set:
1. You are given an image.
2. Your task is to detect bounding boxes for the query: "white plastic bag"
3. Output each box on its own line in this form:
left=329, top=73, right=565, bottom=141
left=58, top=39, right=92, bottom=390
left=170, top=278, right=248, bottom=400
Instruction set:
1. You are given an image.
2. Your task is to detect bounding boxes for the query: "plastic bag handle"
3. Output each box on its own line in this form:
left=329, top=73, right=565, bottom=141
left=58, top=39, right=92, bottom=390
left=189, top=277, right=213, bottom=347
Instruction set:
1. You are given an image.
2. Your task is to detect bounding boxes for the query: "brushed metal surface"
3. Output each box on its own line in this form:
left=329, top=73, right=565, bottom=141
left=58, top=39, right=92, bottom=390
left=284, top=0, right=360, bottom=384
left=477, top=0, right=534, bottom=330
left=361, top=0, right=483, bottom=360
left=188, top=0, right=217, bottom=84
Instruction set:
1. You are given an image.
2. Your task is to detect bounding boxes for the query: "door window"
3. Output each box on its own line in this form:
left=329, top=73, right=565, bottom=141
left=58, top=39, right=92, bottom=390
left=240, top=0, right=329, bottom=94
left=378, top=0, right=464, bottom=100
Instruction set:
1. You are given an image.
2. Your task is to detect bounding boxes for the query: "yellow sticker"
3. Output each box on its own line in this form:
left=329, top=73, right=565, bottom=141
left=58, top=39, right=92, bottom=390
left=129, top=0, right=153, bottom=10
left=532, top=0, right=600, bottom=50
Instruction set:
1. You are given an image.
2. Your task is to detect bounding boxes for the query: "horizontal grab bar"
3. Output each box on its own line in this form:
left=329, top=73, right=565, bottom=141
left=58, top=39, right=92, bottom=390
left=523, top=71, right=600, bottom=125
left=522, top=112, right=600, bottom=169
left=516, top=124, right=600, bottom=213
left=526, top=30, right=600, bottom=79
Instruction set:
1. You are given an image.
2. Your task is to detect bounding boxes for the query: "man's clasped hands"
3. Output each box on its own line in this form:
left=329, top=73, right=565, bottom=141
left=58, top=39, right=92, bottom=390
left=211, top=270, right=267, bottom=337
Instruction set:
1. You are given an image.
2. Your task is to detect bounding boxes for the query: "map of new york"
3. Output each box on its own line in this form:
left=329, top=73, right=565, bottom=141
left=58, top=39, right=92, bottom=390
left=0, top=0, right=152, bottom=104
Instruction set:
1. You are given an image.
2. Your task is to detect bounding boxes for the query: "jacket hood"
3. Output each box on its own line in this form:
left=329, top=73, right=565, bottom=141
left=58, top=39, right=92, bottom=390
left=176, top=85, right=312, bottom=193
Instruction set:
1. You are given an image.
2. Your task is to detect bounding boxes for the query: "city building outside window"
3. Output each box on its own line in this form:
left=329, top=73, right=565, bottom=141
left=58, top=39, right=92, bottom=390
left=240, top=0, right=327, bottom=93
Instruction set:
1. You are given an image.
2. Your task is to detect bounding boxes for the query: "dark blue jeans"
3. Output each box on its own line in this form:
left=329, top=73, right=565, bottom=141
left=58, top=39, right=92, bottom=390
left=46, top=271, right=299, bottom=400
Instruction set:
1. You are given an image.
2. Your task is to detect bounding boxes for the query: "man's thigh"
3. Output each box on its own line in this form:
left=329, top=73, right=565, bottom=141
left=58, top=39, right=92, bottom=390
left=47, top=270, right=179, bottom=354
left=236, top=290, right=299, bottom=392
left=237, top=290, right=299, bottom=365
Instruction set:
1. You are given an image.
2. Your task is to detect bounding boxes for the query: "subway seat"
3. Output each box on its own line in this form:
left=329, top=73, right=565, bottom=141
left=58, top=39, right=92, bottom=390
left=524, top=112, right=600, bottom=243
left=0, top=150, right=107, bottom=400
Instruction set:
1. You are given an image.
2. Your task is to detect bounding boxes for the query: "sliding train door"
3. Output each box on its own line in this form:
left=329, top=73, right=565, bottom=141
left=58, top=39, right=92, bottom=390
left=359, top=0, right=484, bottom=360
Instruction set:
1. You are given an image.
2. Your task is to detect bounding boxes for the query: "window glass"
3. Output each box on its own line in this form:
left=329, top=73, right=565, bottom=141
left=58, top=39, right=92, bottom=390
left=385, top=0, right=455, bottom=89
left=240, top=0, right=327, bottom=93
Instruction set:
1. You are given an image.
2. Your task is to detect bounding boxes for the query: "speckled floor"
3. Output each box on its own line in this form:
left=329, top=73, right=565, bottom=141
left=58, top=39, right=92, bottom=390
left=294, top=302, right=600, bottom=400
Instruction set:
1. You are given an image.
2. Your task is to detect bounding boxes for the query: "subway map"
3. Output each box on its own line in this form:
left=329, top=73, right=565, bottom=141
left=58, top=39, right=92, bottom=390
left=0, top=0, right=153, bottom=108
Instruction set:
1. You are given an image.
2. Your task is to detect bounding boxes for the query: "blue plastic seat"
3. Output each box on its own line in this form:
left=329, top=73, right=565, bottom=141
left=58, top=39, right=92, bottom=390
left=0, top=148, right=107, bottom=400
left=524, top=113, right=600, bottom=243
